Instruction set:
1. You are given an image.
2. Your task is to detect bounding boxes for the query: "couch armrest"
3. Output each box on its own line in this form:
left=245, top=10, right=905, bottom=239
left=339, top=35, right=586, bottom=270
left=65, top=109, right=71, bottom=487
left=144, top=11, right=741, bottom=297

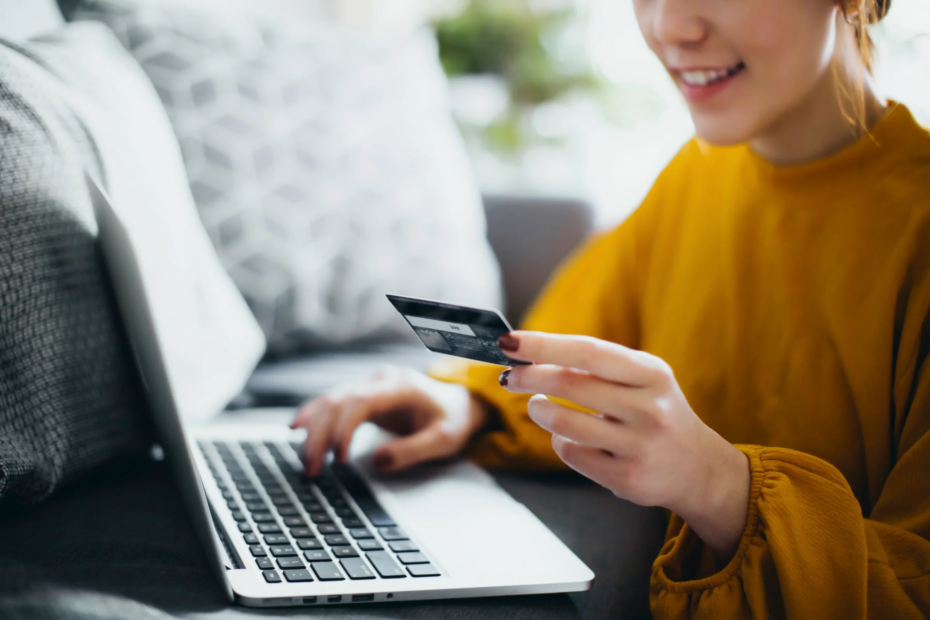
left=482, top=193, right=595, bottom=325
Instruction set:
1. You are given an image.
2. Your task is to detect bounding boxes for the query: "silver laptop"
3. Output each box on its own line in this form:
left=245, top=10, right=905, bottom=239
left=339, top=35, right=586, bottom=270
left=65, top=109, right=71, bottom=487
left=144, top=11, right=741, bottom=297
left=89, top=175, right=594, bottom=608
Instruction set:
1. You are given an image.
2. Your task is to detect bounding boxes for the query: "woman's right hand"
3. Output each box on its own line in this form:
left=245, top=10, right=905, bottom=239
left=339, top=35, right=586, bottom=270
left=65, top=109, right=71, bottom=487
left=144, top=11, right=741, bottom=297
left=290, top=367, right=490, bottom=477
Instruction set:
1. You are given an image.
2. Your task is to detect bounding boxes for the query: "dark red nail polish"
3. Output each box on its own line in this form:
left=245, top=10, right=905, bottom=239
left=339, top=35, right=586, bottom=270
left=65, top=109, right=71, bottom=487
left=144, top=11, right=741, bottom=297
left=498, top=368, right=511, bottom=387
left=498, top=333, right=519, bottom=352
left=372, top=452, right=394, bottom=471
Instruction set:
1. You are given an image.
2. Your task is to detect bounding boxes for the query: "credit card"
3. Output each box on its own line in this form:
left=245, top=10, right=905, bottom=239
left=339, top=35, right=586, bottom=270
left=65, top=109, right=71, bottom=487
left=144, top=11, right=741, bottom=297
left=386, top=294, right=530, bottom=367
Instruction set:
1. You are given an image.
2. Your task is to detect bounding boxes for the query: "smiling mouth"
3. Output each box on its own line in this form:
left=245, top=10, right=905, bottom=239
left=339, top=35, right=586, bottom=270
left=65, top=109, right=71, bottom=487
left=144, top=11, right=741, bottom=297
left=678, top=62, right=746, bottom=87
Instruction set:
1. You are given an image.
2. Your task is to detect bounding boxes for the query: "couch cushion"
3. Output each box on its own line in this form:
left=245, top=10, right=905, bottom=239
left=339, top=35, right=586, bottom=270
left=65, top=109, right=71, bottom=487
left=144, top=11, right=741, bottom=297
left=68, top=0, right=504, bottom=355
left=0, top=39, right=150, bottom=503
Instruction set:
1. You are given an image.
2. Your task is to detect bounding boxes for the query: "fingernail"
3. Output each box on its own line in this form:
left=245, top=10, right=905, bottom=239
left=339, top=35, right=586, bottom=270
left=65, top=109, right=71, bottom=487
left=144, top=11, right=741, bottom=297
left=372, top=452, right=393, bottom=471
left=498, top=368, right=511, bottom=387
left=498, top=333, right=519, bottom=352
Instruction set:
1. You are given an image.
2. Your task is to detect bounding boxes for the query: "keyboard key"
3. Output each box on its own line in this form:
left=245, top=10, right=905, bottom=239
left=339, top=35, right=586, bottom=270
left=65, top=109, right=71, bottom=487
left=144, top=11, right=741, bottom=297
left=332, top=546, right=359, bottom=558
left=341, top=518, right=364, bottom=528
left=308, top=512, right=333, bottom=524
left=283, top=569, right=314, bottom=583
left=238, top=523, right=253, bottom=533
left=303, top=550, right=330, bottom=562
left=252, top=513, right=276, bottom=523
left=245, top=502, right=268, bottom=512
left=396, top=552, right=428, bottom=565
left=276, top=506, right=300, bottom=516
left=324, top=535, right=350, bottom=546
left=256, top=557, right=273, bottom=570
left=317, top=524, right=340, bottom=535
left=408, top=563, right=440, bottom=577
left=349, top=528, right=373, bottom=539
left=271, top=496, right=294, bottom=506
left=388, top=541, right=418, bottom=553
left=263, top=534, right=289, bottom=545
left=283, top=517, right=307, bottom=527
left=334, top=507, right=356, bottom=517
left=263, top=570, right=282, bottom=583
left=310, top=562, right=345, bottom=581
left=328, top=497, right=348, bottom=508
left=258, top=523, right=282, bottom=534
left=366, top=551, right=406, bottom=579
left=290, top=528, right=315, bottom=539
left=250, top=546, right=267, bottom=557
left=302, top=501, right=323, bottom=512
left=297, top=538, right=323, bottom=550
left=231, top=511, right=246, bottom=522
left=227, top=500, right=240, bottom=511
left=357, top=539, right=383, bottom=551
left=270, top=545, right=297, bottom=557
left=243, top=534, right=259, bottom=545
left=379, top=528, right=408, bottom=541
left=240, top=492, right=262, bottom=502
left=341, top=557, right=376, bottom=580
left=277, top=557, right=305, bottom=569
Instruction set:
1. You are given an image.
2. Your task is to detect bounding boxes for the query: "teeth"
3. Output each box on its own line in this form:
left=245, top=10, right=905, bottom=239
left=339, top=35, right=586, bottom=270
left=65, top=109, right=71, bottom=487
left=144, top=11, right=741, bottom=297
left=680, top=64, right=741, bottom=87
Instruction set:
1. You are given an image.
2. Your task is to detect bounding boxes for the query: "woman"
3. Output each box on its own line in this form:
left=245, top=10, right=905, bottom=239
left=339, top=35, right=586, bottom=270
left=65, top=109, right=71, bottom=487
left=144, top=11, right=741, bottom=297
left=293, top=0, right=930, bottom=616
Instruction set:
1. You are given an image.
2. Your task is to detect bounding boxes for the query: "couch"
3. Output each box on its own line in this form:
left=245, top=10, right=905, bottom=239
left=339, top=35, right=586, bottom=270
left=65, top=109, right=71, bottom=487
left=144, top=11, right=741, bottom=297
left=0, top=2, right=668, bottom=619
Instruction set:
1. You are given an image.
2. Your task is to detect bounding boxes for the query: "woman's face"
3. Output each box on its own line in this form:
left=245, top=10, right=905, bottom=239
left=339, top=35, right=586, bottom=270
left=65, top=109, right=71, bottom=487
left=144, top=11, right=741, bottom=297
left=634, top=0, right=844, bottom=145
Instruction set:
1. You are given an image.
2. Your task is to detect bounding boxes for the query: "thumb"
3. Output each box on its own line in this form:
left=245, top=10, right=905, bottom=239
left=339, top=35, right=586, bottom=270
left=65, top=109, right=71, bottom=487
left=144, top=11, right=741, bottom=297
left=372, top=423, right=455, bottom=473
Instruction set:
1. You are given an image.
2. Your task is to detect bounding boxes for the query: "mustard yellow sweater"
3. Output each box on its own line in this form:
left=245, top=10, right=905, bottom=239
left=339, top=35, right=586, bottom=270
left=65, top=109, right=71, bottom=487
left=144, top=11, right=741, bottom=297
left=429, top=103, right=930, bottom=618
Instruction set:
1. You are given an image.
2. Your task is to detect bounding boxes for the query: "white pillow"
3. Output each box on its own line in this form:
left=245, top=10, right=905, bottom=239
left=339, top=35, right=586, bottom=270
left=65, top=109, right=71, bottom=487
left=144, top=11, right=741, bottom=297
left=28, top=22, right=266, bottom=424
left=70, top=0, right=504, bottom=355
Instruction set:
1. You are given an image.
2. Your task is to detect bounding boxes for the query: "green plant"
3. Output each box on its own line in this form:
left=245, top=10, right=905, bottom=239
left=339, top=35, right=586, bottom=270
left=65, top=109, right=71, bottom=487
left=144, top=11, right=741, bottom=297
left=434, top=0, right=596, bottom=106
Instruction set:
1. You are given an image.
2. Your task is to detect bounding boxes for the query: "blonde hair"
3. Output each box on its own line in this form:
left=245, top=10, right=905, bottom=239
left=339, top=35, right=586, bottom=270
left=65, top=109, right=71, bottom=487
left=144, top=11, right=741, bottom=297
left=837, top=0, right=891, bottom=129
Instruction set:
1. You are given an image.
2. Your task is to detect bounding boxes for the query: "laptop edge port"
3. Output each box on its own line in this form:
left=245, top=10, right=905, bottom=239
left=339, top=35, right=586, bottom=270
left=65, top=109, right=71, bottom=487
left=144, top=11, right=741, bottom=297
left=352, top=594, right=375, bottom=602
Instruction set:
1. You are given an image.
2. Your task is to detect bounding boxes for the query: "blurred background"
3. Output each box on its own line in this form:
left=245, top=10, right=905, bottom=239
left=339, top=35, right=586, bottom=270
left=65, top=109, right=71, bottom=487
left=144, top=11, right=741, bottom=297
left=185, top=0, right=930, bottom=227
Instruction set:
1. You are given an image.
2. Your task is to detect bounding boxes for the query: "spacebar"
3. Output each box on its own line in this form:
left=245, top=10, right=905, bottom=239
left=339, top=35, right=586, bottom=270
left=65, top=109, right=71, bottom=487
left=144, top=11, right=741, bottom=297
left=331, top=464, right=396, bottom=527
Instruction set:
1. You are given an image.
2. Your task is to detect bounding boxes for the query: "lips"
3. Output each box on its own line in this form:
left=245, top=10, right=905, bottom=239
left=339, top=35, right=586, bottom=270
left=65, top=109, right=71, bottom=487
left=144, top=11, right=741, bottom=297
left=672, top=62, right=746, bottom=103
left=677, top=62, right=745, bottom=87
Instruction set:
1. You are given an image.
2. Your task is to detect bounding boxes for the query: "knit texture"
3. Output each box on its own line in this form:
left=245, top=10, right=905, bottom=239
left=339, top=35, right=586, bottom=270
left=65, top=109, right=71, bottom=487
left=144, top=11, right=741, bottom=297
left=0, top=40, right=151, bottom=504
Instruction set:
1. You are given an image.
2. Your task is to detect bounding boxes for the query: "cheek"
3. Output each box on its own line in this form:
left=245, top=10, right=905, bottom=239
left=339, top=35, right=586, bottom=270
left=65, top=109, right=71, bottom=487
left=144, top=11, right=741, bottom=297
left=692, top=2, right=838, bottom=144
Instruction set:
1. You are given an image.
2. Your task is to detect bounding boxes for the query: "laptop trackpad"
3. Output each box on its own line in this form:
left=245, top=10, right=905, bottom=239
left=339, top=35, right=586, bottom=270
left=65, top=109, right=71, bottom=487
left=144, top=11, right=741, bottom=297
left=348, top=424, right=584, bottom=585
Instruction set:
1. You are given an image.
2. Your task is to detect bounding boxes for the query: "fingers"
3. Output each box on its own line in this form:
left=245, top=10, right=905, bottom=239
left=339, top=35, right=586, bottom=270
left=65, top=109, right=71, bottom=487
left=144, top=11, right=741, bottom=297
left=371, top=423, right=456, bottom=474
left=550, top=434, right=620, bottom=482
left=527, top=395, right=634, bottom=454
left=298, top=397, right=341, bottom=476
left=504, top=364, right=653, bottom=423
left=500, top=331, right=669, bottom=387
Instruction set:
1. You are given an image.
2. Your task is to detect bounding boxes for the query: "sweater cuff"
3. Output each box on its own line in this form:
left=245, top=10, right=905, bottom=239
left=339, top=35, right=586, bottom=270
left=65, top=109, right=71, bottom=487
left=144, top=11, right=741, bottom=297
left=651, top=445, right=766, bottom=593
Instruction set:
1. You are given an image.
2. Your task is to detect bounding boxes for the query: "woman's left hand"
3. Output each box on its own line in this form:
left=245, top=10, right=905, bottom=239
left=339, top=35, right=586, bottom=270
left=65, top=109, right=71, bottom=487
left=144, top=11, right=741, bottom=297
left=497, top=331, right=751, bottom=561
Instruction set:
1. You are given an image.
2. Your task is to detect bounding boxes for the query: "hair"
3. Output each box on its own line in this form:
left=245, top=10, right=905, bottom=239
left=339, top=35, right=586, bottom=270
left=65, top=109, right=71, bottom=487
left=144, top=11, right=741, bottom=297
left=836, top=0, right=892, bottom=130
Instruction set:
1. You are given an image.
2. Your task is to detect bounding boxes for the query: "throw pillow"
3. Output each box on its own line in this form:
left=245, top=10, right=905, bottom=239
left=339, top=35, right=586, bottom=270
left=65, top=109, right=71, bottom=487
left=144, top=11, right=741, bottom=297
left=27, top=23, right=267, bottom=424
left=68, top=0, right=504, bottom=355
left=0, top=39, right=150, bottom=503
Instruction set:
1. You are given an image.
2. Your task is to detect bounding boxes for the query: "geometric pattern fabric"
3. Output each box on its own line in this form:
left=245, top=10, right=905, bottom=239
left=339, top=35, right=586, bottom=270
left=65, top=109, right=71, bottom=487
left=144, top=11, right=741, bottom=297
left=71, top=0, right=503, bottom=355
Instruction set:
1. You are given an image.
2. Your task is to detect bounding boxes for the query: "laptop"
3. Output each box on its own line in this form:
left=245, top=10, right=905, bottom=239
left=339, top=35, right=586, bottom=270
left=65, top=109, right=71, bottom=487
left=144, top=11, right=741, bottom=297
left=89, top=175, right=594, bottom=608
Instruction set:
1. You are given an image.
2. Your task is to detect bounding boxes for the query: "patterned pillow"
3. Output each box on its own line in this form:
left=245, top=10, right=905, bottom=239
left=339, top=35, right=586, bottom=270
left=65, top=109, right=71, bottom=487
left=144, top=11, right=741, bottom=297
left=0, top=39, right=151, bottom=504
left=68, top=0, right=504, bottom=355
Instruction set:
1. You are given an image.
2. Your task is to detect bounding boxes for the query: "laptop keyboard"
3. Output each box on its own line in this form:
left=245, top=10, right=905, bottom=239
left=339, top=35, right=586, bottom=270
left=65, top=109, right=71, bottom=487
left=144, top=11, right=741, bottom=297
left=198, top=440, right=441, bottom=584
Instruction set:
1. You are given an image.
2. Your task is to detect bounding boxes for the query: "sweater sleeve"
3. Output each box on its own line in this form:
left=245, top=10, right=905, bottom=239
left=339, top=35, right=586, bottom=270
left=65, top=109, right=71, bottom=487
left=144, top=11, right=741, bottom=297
left=426, top=205, right=651, bottom=470
left=650, top=368, right=930, bottom=618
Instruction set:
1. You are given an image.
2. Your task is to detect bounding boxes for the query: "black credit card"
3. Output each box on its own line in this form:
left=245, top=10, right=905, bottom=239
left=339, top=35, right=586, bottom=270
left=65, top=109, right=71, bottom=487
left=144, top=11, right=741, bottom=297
left=387, top=294, right=530, bottom=367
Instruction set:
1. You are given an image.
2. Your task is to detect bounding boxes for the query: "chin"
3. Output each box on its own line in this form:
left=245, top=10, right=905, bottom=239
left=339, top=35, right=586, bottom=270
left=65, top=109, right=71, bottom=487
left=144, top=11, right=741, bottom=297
left=691, top=113, right=759, bottom=147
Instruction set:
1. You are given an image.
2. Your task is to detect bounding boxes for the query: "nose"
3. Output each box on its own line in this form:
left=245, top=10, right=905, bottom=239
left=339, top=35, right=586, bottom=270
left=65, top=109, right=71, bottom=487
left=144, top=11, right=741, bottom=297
left=651, top=0, right=707, bottom=47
